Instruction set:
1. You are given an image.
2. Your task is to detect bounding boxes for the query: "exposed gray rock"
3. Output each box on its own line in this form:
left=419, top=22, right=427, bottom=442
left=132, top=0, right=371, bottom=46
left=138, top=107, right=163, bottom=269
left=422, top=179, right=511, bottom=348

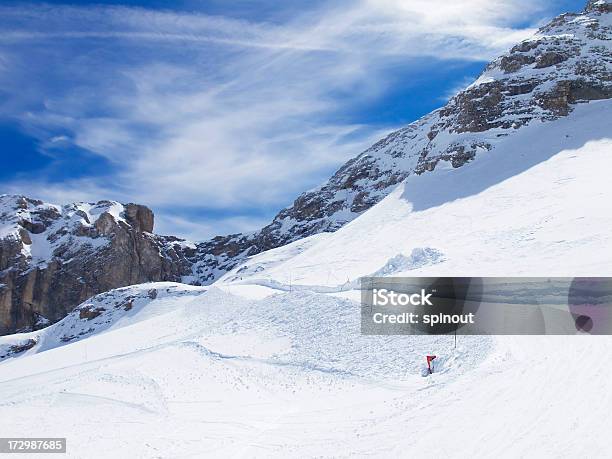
left=0, top=338, right=37, bottom=360
left=0, top=196, right=192, bottom=334
left=586, top=0, right=612, bottom=13
left=124, top=203, right=154, bottom=233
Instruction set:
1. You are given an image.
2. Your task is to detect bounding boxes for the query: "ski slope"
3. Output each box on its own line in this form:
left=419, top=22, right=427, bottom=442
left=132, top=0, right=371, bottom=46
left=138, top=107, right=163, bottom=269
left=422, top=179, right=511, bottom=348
left=221, top=100, right=612, bottom=288
left=1, top=100, right=611, bottom=457
left=0, top=286, right=609, bottom=457
left=0, top=282, right=492, bottom=457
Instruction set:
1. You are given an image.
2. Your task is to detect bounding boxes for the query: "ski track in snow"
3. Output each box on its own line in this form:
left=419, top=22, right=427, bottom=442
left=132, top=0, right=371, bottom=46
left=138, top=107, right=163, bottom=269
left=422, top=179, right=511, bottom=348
left=0, top=281, right=493, bottom=457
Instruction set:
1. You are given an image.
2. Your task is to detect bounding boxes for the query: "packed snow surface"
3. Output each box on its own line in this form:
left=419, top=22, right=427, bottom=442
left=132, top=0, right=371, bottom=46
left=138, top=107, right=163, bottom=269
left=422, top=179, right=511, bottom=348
left=224, top=101, right=612, bottom=288
left=1, top=92, right=611, bottom=458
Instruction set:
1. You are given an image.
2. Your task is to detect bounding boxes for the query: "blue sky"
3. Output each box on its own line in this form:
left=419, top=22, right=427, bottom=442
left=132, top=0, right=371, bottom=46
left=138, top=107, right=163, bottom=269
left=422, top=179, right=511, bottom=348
left=0, top=0, right=587, bottom=239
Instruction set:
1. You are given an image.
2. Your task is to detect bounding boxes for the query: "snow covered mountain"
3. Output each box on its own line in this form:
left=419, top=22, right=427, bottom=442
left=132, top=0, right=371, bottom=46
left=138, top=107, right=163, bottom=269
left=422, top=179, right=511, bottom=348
left=0, top=196, right=196, bottom=334
left=1, top=2, right=612, bottom=456
left=185, top=0, right=612, bottom=280
left=221, top=99, right=612, bottom=287
left=1, top=0, right=611, bottom=336
left=1, top=95, right=611, bottom=457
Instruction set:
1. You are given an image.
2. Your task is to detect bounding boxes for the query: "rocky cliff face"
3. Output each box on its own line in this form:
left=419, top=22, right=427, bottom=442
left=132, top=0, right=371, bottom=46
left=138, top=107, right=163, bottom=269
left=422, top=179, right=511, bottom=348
left=1, top=1, right=611, bottom=334
left=0, top=196, right=195, bottom=334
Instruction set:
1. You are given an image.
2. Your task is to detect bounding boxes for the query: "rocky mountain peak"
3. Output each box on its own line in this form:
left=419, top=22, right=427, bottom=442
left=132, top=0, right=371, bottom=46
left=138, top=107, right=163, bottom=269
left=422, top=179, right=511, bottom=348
left=229, top=0, right=611, bottom=256
left=0, top=195, right=193, bottom=334
left=124, top=203, right=154, bottom=233
left=585, top=0, right=612, bottom=14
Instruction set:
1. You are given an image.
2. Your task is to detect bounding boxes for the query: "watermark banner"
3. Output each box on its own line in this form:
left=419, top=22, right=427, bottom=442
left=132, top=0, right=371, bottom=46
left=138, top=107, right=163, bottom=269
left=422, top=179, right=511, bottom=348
left=361, top=277, right=612, bottom=335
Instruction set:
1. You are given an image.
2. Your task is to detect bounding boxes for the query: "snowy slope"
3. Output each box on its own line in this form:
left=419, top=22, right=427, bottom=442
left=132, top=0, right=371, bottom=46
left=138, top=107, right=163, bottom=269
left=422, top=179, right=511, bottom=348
left=0, top=298, right=609, bottom=457
left=0, top=281, right=491, bottom=457
left=222, top=100, right=612, bottom=290
left=1, top=2, right=612, bottom=457
left=0, top=97, right=611, bottom=457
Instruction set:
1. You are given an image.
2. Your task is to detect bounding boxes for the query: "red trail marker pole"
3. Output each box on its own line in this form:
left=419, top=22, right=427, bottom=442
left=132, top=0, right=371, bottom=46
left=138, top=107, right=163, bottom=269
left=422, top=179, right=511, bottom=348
left=426, top=355, right=437, bottom=374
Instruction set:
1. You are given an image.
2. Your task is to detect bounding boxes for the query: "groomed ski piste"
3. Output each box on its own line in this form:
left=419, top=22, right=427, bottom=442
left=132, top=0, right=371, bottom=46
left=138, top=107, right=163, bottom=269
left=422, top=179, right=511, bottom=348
left=1, top=100, right=612, bottom=457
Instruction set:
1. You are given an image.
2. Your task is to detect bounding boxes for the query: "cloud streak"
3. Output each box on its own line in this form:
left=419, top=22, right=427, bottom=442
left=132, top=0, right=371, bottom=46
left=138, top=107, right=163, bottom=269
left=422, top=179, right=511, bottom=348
left=0, top=1, right=559, bottom=239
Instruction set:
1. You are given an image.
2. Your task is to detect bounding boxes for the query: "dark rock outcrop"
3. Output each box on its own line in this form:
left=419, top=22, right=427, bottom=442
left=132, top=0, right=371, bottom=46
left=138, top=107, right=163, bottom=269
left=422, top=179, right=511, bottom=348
left=0, top=197, right=192, bottom=334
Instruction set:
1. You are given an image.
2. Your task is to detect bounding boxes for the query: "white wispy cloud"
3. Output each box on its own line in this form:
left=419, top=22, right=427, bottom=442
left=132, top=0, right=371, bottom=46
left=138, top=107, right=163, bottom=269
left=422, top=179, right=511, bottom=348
left=0, top=1, right=558, bottom=239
